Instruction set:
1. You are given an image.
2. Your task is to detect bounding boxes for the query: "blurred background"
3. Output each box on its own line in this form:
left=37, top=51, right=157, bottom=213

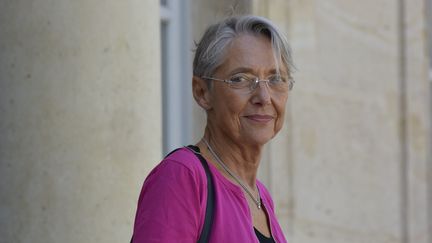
left=0, top=0, right=431, bottom=242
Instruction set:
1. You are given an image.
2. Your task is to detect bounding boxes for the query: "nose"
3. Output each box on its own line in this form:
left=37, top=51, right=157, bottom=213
left=251, top=81, right=271, bottom=105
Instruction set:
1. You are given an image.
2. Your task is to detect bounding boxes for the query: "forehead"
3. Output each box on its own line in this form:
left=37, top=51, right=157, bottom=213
left=216, top=34, right=286, bottom=75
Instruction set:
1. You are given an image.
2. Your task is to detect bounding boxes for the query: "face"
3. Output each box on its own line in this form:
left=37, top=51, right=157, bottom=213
left=203, top=34, right=289, bottom=146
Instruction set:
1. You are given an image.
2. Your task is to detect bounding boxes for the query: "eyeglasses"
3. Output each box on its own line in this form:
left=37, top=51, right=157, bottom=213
left=202, top=73, right=294, bottom=93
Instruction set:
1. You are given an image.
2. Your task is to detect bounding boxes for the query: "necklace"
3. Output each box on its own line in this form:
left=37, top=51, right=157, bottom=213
left=202, top=138, right=261, bottom=210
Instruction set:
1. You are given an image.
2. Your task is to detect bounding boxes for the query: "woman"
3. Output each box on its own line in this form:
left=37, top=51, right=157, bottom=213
left=132, top=15, right=294, bottom=242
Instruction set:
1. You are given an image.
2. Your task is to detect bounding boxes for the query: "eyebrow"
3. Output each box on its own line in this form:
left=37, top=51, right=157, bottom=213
left=227, top=67, right=288, bottom=77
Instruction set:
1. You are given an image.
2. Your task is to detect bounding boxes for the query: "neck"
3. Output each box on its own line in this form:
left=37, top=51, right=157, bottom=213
left=199, top=126, right=263, bottom=188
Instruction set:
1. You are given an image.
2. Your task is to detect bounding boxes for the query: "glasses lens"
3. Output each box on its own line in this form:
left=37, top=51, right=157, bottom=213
left=229, top=74, right=254, bottom=90
left=227, top=74, right=292, bottom=92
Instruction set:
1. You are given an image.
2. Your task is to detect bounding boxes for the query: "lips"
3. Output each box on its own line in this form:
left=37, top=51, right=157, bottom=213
left=244, top=114, right=274, bottom=123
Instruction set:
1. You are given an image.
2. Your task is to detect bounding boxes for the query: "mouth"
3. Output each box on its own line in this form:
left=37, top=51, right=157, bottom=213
left=244, top=114, right=274, bottom=123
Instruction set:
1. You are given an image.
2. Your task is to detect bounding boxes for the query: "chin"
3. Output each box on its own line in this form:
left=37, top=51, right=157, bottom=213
left=244, top=133, right=274, bottom=146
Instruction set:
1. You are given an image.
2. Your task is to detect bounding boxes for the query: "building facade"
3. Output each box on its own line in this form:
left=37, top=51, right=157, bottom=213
left=0, top=0, right=430, bottom=242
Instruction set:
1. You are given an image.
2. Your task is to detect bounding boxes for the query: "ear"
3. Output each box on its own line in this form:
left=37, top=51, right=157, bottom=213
left=192, top=76, right=212, bottom=110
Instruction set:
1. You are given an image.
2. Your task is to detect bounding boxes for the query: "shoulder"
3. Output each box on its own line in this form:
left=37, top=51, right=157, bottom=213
left=133, top=147, right=208, bottom=242
left=152, top=147, right=205, bottom=180
left=163, top=147, right=203, bottom=170
left=143, top=147, right=207, bottom=191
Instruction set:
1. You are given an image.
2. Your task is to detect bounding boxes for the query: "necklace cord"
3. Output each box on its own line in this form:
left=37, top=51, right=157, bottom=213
left=202, top=138, right=262, bottom=209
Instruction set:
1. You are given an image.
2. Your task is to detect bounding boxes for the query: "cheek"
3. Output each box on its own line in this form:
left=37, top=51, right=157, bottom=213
left=212, top=91, right=244, bottom=123
left=223, top=93, right=248, bottom=115
left=226, top=101, right=244, bottom=126
left=274, top=95, right=289, bottom=126
left=275, top=113, right=285, bottom=131
left=275, top=92, right=288, bottom=110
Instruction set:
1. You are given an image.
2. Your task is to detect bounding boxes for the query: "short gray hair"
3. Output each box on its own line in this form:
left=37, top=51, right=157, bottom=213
left=193, top=15, right=294, bottom=86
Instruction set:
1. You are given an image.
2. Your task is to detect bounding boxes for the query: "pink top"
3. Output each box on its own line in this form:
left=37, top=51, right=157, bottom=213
left=132, top=147, right=287, bottom=243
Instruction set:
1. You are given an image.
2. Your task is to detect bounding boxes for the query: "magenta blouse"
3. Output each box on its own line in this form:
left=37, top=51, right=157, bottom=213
left=132, top=147, right=288, bottom=243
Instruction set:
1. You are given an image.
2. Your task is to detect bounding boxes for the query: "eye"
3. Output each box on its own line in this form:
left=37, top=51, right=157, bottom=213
left=229, top=74, right=253, bottom=83
left=268, top=75, right=285, bottom=84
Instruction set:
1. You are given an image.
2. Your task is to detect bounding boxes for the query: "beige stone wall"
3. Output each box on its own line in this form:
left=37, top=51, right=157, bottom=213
left=189, top=1, right=431, bottom=242
left=404, top=0, right=431, bottom=241
left=0, top=1, right=161, bottom=243
left=1, top=0, right=430, bottom=242
left=252, top=0, right=431, bottom=242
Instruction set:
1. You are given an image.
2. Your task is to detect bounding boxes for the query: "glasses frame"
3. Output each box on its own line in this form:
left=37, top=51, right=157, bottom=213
left=202, top=74, right=294, bottom=92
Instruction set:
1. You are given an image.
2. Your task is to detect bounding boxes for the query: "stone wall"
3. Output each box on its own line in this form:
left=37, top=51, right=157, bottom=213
left=0, top=0, right=430, bottom=243
left=188, top=1, right=431, bottom=242
left=0, top=1, right=162, bottom=242
left=256, top=0, right=431, bottom=242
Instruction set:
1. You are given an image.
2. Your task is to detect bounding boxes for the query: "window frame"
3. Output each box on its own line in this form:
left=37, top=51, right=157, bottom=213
left=160, top=0, right=192, bottom=154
